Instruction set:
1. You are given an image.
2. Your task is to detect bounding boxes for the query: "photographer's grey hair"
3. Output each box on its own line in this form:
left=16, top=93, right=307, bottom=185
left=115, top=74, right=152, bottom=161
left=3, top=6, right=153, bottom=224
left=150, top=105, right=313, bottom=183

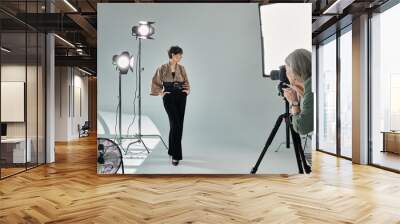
left=285, top=49, right=311, bottom=81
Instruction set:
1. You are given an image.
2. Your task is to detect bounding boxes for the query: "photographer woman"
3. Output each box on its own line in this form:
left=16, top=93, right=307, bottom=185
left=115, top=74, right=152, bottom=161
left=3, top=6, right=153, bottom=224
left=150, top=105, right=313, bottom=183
left=282, top=49, right=313, bottom=135
left=150, top=46, right=190, bottom=166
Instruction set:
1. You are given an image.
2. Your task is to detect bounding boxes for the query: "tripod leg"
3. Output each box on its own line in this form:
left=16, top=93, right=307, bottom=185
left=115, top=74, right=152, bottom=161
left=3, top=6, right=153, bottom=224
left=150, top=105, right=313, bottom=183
left=290, top=127, right=304, bottom=174
left=290, top=127, right=311, bottom=174
left=293, top=132, right=311, bottom=174
left=251, top=114, right=286, bottom=174
left=286, top=117, right=291, bottom=148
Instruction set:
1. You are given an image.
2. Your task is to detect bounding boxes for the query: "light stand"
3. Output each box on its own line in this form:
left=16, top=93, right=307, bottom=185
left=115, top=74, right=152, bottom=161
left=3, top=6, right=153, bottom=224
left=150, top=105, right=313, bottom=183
left=112, top=51, right=134, bottom=146
left=118, top=71, right=122, bottom=145
left=124, top=21, right=169, bottom=153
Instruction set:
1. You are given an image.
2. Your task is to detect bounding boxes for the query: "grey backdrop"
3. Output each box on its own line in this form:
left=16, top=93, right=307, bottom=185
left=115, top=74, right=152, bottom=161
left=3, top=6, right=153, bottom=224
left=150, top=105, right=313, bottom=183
left=98, top=3, right=294, bottom=173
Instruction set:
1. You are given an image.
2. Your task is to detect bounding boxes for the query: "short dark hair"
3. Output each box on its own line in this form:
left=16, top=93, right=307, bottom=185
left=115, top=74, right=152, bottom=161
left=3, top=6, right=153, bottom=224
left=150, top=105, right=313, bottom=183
left=168, top=46, right=183, bottom=59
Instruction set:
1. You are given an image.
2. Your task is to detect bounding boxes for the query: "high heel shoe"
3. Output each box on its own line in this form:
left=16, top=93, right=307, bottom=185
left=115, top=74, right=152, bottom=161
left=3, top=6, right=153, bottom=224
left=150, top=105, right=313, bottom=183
left=172, top=159, right=179, bottom=166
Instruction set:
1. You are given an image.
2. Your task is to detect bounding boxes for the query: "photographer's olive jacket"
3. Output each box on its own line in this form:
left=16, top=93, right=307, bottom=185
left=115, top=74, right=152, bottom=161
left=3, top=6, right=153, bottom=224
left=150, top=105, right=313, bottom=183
left=292, top=78, right=314, bottom=135
left=150, top=63, right=190, bottom=96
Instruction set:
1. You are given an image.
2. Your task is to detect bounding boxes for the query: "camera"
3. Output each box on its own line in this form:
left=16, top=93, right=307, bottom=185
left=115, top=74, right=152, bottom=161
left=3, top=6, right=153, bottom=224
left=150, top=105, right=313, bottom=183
left=264, top=65, right=290, bottom=95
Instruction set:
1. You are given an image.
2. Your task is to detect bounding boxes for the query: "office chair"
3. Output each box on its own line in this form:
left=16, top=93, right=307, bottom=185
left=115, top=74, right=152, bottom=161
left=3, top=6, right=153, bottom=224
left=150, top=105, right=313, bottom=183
left=79, top=121, right=90, bottom=138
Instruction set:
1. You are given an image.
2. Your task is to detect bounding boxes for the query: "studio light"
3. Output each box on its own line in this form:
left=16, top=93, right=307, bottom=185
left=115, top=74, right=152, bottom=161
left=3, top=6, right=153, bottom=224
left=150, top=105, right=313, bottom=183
left=112, top=51, right=135, bottom=146
left=119, top=20, right=168, bottom=155
left=132, top=21, right=155, bottom=39
left=112, top=51, right=134, bottom=74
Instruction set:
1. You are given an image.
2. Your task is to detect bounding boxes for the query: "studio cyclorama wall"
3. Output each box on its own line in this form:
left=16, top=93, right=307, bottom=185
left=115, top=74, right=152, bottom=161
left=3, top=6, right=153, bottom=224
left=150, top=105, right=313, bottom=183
left=97, top=3, right=312, bottom=174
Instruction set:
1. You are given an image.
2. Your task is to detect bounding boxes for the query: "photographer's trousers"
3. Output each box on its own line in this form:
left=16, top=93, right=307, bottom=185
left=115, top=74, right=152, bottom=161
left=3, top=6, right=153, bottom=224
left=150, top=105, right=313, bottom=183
left=163, top=92, right=187, bottom=160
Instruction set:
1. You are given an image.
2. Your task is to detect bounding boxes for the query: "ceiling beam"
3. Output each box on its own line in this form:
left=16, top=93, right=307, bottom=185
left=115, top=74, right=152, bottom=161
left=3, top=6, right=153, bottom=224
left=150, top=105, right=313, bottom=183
left=67, top=13, right=97, bottom=46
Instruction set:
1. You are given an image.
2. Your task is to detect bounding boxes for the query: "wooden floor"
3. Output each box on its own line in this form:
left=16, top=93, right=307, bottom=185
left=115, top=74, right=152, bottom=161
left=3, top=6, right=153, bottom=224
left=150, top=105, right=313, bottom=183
left=1, top=136, right=400, bottom=223
left=0, top=167, right=26, bottom=178
left=372, top=151, right=400, bottom=171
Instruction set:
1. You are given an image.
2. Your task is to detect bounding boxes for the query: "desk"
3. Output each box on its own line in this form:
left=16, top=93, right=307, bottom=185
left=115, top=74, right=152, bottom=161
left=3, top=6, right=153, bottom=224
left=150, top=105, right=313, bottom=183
left=1, top=138, right=31, bottom=163
left=382, top=131, right=400, bottom=154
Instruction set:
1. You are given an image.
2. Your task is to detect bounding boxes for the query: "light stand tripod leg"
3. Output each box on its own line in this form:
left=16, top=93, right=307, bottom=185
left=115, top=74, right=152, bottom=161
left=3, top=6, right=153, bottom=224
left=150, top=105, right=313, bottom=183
left=123, top=134, right=169, bottom=155
left=125, top=139, right=141, bottom=155
left=251, top=114, right=286, bottom=174
left=139, top=136, right=150, bottom=153
left=147, top=134, right=169, bottom=150
left=159, top=136, right=168, bottom=149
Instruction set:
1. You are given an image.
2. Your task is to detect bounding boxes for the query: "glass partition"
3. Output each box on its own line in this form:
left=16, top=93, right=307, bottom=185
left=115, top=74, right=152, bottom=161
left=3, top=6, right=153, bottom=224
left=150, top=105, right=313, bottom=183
left=370, top=3, right=400, bottom=171
left=317, top=36, right=337, bottom=155
left=339, top=28, right=352, bottom=158
left=0, top=1, right=46, bottom=179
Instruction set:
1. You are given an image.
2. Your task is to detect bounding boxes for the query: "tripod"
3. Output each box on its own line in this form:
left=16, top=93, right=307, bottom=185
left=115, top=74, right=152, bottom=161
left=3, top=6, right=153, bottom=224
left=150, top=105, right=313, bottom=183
left=116, top=39, right=169, bottom=154
left=251, top=99, right=311, bottom=174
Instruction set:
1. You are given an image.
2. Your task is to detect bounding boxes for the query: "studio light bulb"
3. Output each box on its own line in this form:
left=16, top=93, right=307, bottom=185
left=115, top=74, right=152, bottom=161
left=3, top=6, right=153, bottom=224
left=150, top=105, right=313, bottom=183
left=132, top=21, right=155, bottom=39
left=117, top=55, right=130, bottom=69
left=138, top=25, right=150, bottom=36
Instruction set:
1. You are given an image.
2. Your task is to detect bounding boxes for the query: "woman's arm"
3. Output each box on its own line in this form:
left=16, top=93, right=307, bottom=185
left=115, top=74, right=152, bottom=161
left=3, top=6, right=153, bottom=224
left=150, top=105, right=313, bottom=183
left=291, top=91, right=314, bottom=135
left=150, top=67, right=164, bottom=96
left=181, top=66, right=190, bottom=95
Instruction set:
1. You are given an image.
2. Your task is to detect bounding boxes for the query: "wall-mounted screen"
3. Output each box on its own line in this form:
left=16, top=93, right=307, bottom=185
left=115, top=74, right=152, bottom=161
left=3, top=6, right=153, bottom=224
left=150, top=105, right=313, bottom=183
left=1, top=81, right=25, bottom=122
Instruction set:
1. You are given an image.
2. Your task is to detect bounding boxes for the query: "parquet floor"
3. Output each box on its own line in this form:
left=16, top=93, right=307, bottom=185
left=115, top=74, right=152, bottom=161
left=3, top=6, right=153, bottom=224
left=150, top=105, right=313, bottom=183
left=1, top=136, right=400, bottom=223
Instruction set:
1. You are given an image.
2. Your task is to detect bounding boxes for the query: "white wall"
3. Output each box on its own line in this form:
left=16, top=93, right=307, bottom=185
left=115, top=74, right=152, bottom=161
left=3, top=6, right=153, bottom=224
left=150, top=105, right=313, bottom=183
left=98, top=4, right=275, bottom=146
left=1, top=65, right=39, bottom=137
left=1, top=64, right=46, bottom=164
left=55, top=67, right=89, bottom=141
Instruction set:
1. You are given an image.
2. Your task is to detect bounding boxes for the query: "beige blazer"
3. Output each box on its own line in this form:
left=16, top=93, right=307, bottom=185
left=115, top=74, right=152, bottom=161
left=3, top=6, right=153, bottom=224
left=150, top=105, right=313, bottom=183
left=150, top=63, right=190, bottom=96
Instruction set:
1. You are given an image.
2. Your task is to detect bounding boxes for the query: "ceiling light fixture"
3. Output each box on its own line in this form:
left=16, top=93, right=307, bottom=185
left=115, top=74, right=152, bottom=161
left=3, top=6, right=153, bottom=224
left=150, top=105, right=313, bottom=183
left=323, top=0, right=354, bottom=15
left=78, top=67, right=93, bottom=76
left=1, top=47, right=11, bottom=53
left=54, top=34, right=75, bottom=48
left=63, top=0, right=78, bottom=12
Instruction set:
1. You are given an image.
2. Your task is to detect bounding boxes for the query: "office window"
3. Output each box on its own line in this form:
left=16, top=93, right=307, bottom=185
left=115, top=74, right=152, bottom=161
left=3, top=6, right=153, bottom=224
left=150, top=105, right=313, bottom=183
left=317, top=36, right=337, bottom=155
left=371, top=3, right=400, bottom=171
left=339, top=28, right=352, bottom=158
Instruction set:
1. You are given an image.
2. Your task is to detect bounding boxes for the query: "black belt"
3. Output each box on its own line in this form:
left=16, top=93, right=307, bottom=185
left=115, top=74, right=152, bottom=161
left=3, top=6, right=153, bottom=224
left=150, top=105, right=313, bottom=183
left=163, top=81, right=185, bottom=93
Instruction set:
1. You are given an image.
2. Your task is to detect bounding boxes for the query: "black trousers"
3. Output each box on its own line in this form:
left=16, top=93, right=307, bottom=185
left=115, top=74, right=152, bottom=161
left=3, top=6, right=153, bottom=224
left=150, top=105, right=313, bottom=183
left=163, top=92, right=187, bottom=160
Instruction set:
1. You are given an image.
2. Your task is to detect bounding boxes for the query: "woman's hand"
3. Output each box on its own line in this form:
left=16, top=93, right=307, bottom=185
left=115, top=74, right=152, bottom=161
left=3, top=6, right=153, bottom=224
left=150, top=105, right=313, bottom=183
left=183, top=83, right=190, bottom=96
left=290, top=83, right=305, bottom=97
left=282, top=86, right=298, bottom=104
